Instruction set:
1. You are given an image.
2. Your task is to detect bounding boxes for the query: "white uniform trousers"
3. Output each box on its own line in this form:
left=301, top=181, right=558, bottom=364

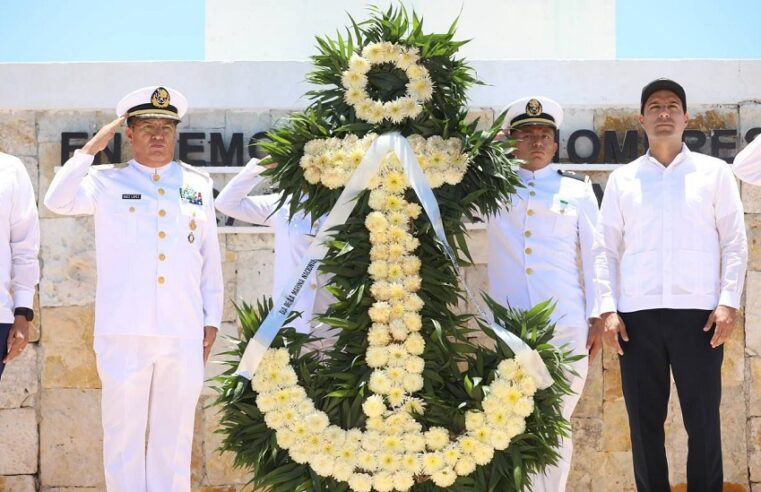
left=531, top=324, right=589, bottom=492
left=94, top=335, right=204, bottom=492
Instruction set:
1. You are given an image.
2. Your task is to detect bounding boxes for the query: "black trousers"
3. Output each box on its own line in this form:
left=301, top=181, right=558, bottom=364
left=0, top=323, right=10, bottom=380
left=618, top=309, right=723, bottom=492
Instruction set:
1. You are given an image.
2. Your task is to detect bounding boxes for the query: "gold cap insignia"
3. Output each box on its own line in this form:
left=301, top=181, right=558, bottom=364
left=151, top=87, right=171, bottom=109
left=526, top=98, right=542, bottom=116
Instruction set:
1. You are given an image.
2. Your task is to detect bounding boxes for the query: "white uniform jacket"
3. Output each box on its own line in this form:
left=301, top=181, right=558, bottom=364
left=215, top=159, right=329, bottom=333
left=487, top=166, right=600, bottom=329
left=44, top=150, right=223, bottom=339
left=0, top=153, right=40, bottom=322
left=732, top=134, right=761, bottom=185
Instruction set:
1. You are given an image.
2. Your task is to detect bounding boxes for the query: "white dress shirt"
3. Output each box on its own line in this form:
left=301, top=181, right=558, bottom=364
left=44, top=150, right=224, bottom=339
left=487, top=166, right=599, bottom=329
left=595, top=144, right=747, bottom=314
left=732, top=134, right=761, bottom=185
left=215, top=159, right=330, bottom=333
left=0, top=153, right=40, bottom=323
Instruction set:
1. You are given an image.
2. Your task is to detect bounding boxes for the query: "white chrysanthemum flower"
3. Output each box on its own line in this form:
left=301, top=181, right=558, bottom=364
left=408, top=78, right=434, bottom=102
left=305, top=412, right=330, bottom=432
left=324, top=425, right=346, bottom=446
left=387, top=366, right=405, bottom=382
left=405, top=202, right=422, bottom=220
left=384, top=99, right=406, bottom=123
left=498, top=359, right=519, bottom=377
left=403, top=276, right=422, bottom=293
left=520, top=376, right=537, bottom=396
left=465, top=410, right=485, bottom=430
left=387, top=228, right=408, bottom=244
left=401, top=452, right=422, bottom=473
left=491, top=429, right=512, bottom=450
left=341, top=69, right=367, bottom=89
left=349, top=472, right=373, bottom=492
left=388, top=242, right=405, bottom=259
left=455, top=456, right=477, bottom=476
left=459, top=436, right=478, bottom=455
left=383, top=170, right=408, bottom=193
left=387, top=386, right=406, bottom=407
left=403, top=433, right=427, bottom=453
left=389, top=319, right=409, bottom=340
left=369, top=371, right=392, bottom=394
left=482, top=396, right=501, bottom=413
left=310, top=454, right=335, bottom=477
left=272, top=389, right=292, bottom=408
left=368, top=260, right=389, bottom=279
left=370, top=282, right=392, bottom=302
left=432, top=467, right=457, bottom=487
left=368, top=189, right=388, bottom=210
left=401, top=313, right=422, bottom=334
left=422, top=452, right=445, bottom=475
left=425, top=427, right=450, bottom=451
left=366, top=346, right=389, bottom=368
left=443, top=445, right=462, bottom=466
left=444, top=168, right=465, bottom=185
left=387, top=344, right=409, bottom=365
left=382, top=435, right=404, bottom=453
left=303, top=167, right=322, bottom=184
left=368, top=301, right=391, bottom=323
left=426, top=171, right=446, bottom=188
left=388, top=283, right=407, bottom=302
left=366, top=415, right=386, bottom=431
left=404, top=293, right=424, bottom=312
left=255, top=393, right=276, bottom=412
left=347, top=428, right=363, bottom=444
left=473, top=443, right=495, bottom=465
left=332, top=461, right=354, bottom=482
left=362, top=394, right=387, bottom=418
left=514, top=397, right=534, bottom=418
left=357, top=451, right=378, bottom=470
left=386, top=211, right=407, bottom=227
left=372, top=472, right=395, bottom=492
left=365, top=211, right=389, bottom=233
left=403, top=373, right=424, bottom=393
left=338, top=442, right=358, bottom=463
left=383, top=194, right=403, bottom=211
left=276, top=429, right=297, bottom=449
left=368, top=324, right=391, bottom=346
left=303, top=139, right=325, bottom=155
left=290, top=449, right=310, bottom=464
left=370, top=244, right=389, bottom=261
left=367, top=101, right=386, bottom=124
left=486, top=408, right=509, bottom=428
left=404, top=333, right=425, bottom=355
left=396, top=48, right=420, bottom=70
left=349, top=53, right=371, bottom=74
left=393, top=471, right=415, bottom=491
left=404, top=356, right=425, bottom=375
left=291, top=422, right=309, bottom=439
left=321, top=168, right=347, bottom=189
left=263, top=410, right=285, bottom=430
left=405, top=63, right=429, bottom=80
left=377, top=452, right=400, bottom=472
left=472, top=426, right=492, bottom=444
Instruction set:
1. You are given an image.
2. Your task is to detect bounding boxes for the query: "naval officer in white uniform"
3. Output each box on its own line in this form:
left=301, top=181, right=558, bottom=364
left=215, top=158, right=334, bottom=345
left=44, top=86, right=223, bottom=492
left=732, top=132, right=761, bottom=185
left=487, top=96, right=602, bottom=491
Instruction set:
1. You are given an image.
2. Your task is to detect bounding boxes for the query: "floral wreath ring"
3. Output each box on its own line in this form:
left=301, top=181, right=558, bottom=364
left=342, top=42, right=434, bottom=124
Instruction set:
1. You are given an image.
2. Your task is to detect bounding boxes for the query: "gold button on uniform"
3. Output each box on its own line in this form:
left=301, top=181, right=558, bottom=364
left=129, top=206, right=135, bottom=213
left=158, top=231, right=166, bottom=239
left=158, top=276, right=165, bottom=284
left=152, top=174, right=160, bottom=182
left=526, top=267, right=534, bottom=275
left=159, top=253, right=166, bottom=261
left=528, top=182, right=535, bottom=187
left=525, top=247, right=533, bottom=255
left=527, top=209, right=535, bottom=216
left=524, top=230, right=532, bottom=237
left=159, top=209, right=166, bottom=217
left=158, top=188, right=165, bottom=196
left=529, top=191, right=536, bottom=197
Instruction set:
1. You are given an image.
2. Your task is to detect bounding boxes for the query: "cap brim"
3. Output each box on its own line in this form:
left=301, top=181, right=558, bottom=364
left=127, top=112, right=181, bottom=121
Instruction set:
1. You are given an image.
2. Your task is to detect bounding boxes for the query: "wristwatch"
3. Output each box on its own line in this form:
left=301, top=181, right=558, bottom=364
left=14, top=307, right=34, bottom=321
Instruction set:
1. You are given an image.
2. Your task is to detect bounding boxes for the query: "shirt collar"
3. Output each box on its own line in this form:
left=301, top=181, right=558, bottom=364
left=644, top=143, right=690, bottom=169
left=130, top=159, right=175, bottom=176
left=517, top=164, right=555, bottom=181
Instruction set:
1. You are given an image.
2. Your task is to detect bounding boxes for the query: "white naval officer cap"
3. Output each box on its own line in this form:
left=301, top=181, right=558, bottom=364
left=115, top=86, right=188, bottom=121
left=502, top=96, right=563, bottom=131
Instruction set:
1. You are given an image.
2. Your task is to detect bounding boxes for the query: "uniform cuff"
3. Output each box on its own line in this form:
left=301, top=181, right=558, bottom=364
left=718, top=291, right=742, bottom=309
left=599, top=297, right=618, bottom=315
left=13, top=290, right=35, bottom=310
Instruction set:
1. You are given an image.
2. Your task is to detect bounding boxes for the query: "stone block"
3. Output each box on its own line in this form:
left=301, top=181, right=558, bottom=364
left=222, top=259, right=237, bottom=323
left=747, top=214, right=761, bottom=271
left=0, top=111, right=37, bottom=157
left=601, top=398, right=630, bottom=452
left=40, top=304, right=99, bottom=389
left=224, top=111, right=273, bottom=142
left=39, top=217, right=96, bottom=307
left=40, top=389, right=104, bottom=487
left=203, top=404, right=250, bottom=485
left=602, top=344, right=623, bottom=401
left=751, top=357, right=761, bottom=418
left=465, top=227, right=487, bottom=265
left=0, top=407, right=38, bottom=474
left=721, top=308, right=745, bottom=388
left=745, top=185, right=761, bottom=215
left=203, top=322, right=241, bottom=396
left=235, top=249, right=275, bottom=307
left=0, top=475, right=36, bottom=492
left=574, top=349, right=602, bottom=418
left=749, top=417, right=761, bottom=483
left=225, top=232, right=274, bottom=252
left=601, top=451, right=635, bottom=491
left=18, top=155, right=40, bottom=198
left=38, top=141, right=63, bottom=219
left=37, top=111, right=98, bottom=144
left=0, top=343, right=39, bottom=409
left=184, top=110, right=227, bottom=131
left=746, top=272, right=761, bottom=356
left=720, top=384, right=749, bottom=486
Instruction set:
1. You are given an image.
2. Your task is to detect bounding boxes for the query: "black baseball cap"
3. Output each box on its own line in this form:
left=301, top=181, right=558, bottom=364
left=640, top=78, right=686, bottom=114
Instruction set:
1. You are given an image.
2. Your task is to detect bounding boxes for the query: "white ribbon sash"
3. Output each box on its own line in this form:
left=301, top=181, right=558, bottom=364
left=236, top=132, right=553, bottom=389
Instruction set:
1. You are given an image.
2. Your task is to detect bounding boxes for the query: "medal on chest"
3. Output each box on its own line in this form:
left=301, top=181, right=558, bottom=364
left=188, top=217, right=197, bottom=244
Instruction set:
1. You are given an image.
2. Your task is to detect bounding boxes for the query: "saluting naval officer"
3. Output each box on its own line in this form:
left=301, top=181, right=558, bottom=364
left=215, top=158, right=334, bottom=346
left=44, top=86, right=223, bottom=492
left=731, top=132, right=761, bottom=185
left=487, top=96, right=602, bottom=491
left=0, top=152, right=39, bottom=379
left=595, top=78, right=747, bottom=491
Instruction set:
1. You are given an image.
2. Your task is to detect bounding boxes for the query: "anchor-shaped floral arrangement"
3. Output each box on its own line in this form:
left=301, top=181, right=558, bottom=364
left=214, top=7, right=574, bottom=492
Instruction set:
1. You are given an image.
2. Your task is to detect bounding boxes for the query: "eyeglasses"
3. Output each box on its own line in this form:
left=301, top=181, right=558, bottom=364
left=133, top=122, right=177, bottom=136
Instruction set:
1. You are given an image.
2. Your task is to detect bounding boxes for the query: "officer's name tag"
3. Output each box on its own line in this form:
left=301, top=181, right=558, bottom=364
left=551, top=196, right=576, bottom=215
left=122, top=194, right=142, bottom=200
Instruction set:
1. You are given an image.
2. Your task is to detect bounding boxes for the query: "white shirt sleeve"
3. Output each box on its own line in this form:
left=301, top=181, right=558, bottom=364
left=732, top=134, right=761, bottom=185
left=715, top=163, right=748, bottom=308
left=43, top=150, right=99, bottom=216
left=200, top=180, right=224, bottom=328
left=10, top=159, right=40, bottom=309
left=215, top=158, right=281, bottom=225
left=593, top=173, right=623, bottom=314
left=577, top=180, right=601, bottom=320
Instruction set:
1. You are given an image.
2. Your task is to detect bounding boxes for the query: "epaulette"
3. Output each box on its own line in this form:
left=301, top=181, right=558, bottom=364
left=178, top=160, right=211, bottom=179
left=557, top=169, right=589, bottom=183
left=91, top=162, right=128, bottom=171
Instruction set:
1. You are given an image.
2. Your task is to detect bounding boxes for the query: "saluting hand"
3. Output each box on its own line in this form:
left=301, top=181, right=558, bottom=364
left=203, top=325, right=218, bottom=365
left=705, top=305, right=736, bottom=348
left=602, top=311, right=628, bottom=356
left=82, top=116, right=126, bottom=156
